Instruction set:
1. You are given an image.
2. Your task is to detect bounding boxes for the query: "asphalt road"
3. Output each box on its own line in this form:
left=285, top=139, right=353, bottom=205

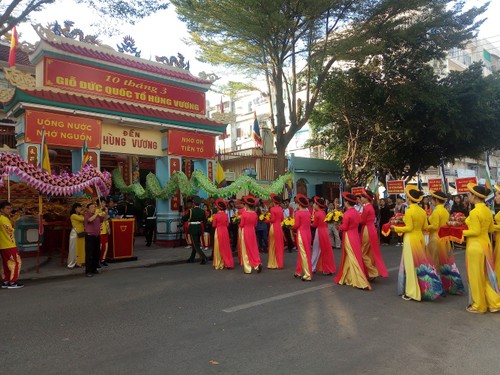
left=1, top=246, right=499, bottom=375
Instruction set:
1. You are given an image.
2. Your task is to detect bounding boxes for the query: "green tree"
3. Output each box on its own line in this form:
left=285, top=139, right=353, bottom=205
left=309, top=63, right=500, bottom=186
left=173, top=0, right=486, bottom=177
left=0, top=0, right=168, bottom=37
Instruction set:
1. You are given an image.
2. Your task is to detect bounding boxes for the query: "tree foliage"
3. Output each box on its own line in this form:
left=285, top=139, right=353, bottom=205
left=309, top=63, right=500, bottom=186
left=0, top=0, right=168, bottom=37
left=172, top=0, right=487, bottom=177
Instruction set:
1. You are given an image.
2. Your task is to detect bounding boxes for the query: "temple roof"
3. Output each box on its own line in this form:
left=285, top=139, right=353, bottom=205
left=3, top=87, right=224, bottom=134
left=30, top=25, right=211, bottom=89
left=0, top=42, right=32, bottom=67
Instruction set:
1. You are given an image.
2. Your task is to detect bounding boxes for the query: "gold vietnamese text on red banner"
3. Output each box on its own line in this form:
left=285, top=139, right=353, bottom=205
left=25, top=109, right=102, bottom=148
left=351, top=187, right=364, bottom=196
left=44, top=57, right=206, bottom=115
left=387, top=180, right=406, bottom=195
left=167, top=130, right=215, bottom=159
left=428, top=178, right=443, bottom=192
left=456, top=177, right=478, bottom=193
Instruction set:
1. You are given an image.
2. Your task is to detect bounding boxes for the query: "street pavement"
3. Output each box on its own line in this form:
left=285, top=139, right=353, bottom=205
left=2, top=243, right=500, bottom=375
left=18, top=241, right=197, bottom=281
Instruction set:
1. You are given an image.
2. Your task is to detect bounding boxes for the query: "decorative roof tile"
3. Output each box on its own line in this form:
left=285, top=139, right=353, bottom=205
left=41, top=38, right=210, bottom=86
left=13, top=87, right=224, bottom=132
left=0, top=43, right=32, bottom=66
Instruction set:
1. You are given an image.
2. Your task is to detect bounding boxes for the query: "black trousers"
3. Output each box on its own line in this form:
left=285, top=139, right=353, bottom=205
left=229, top=223, right=238, bottom=251
left=284, top=228, right=295, bottom=251
left=188, top=224, right=207, bottom=262
left=145, top=219, right=155, bottom=245
left=85, top=234, right=100, bottom=274
left=256, top=228, right=268, bottom=252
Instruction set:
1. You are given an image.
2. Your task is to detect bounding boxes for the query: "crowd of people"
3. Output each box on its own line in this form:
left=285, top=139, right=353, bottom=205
left=181, top=190, right=388, bottom=287
left=180, top=182, right=500, bottom=314
left=3, top=180, right=500, bottom=315
left=0, top=195, right=157, bottom=286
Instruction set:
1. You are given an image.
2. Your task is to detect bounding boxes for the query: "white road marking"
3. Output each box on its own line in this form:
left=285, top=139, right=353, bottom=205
left=222, top=283, right=333, bottom=313
left=223, top=250, right=465, bottom=313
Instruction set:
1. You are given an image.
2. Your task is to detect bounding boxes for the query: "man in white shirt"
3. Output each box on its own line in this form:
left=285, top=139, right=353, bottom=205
left=377, top=182, right=387, bottom=200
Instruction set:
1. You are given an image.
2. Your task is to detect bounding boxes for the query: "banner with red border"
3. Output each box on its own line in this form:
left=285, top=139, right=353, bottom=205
left=387, top=180, right=406, bottom=195
left=456, top=177, right=477, bottom=193
left=167, top=130, right=215, bottom=159
left=428, top=178, right=443, bottom=192
left=351, top=187, right=365, bottom=196
left=25, top=109, right=101, bottom=148
left=44, top=57, right=206, bottom=115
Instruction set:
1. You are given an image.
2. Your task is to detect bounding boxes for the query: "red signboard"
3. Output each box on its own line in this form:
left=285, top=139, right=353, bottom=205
left=351, top=187, right=364, bottom=196
left=170, top=158, right=181, bottom=211
left=428, top=178, right=443, bottom=192
left=184, top=159, right=192, bottom=179
left=27, top=145, right=38, bottom=166
left=387, top=180, right=406, bottom=195
left=44, top=57, right=206, bottom=115
left=208, top=161, right=213, bottom=181
left=119, top=160, right=131, bottom=186
left=167, top=130, right=215, bottom=159
left=456, top=177, right=477, bottom=193
left=25, top=109, right=101, bottom=148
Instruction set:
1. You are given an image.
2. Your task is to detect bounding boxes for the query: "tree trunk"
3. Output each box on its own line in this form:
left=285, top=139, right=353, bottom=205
left=275, top=138, right=287, bottom=178
left=272, top=64, right=290, bottom=178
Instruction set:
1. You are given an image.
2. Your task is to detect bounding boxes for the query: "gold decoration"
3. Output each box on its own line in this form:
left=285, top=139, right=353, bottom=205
left=198, top=71, right=220, bottom=83
left=18, top=41, right=36, bottom=53
left=211, top=112, right=235, bottom=124
left=2, top=67, right=36, bottom=90
left=0, top=88, right=15, bottom=103
left=33, top=24, right=58, bottom=43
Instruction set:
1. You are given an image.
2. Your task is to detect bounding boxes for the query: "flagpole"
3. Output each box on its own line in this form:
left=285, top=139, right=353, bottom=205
left=440, top=158, right=448, bottom=195
left=37, top=193, right=42, bottom=273
left=7, top=174, right=10, bottom=202
left=96, top=182, right=102, bottom=206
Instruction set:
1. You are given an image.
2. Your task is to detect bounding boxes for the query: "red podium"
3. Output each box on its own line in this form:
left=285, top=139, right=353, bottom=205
left=108, top=218, right=137, bottom=262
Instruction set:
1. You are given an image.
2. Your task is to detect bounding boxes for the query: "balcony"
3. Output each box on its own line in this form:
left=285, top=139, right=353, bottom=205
left=220, top=148, right=277, bottom=181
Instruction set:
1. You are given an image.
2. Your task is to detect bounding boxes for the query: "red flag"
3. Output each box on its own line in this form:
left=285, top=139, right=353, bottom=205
left=252, top=111, right=262, bottom=147
left=8, top=27, right=18, bottom=67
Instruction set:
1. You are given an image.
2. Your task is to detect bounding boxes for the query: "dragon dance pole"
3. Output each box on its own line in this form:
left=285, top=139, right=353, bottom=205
left=36, top=193, right=43, bottom=273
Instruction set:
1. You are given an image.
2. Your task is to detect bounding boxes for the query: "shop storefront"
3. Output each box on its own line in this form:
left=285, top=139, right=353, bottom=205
left=1, top=25, right=224, bottom=247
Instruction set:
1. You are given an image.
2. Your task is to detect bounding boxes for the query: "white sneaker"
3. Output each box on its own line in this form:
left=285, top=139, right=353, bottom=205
left=7, top=282, right=24, bottom=289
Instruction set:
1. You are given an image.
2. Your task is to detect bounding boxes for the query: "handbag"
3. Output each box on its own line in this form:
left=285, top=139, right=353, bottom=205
left=77, top=231, right=86, bottom=238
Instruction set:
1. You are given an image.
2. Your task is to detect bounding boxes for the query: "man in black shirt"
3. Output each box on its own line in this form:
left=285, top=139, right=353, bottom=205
left=182, top=196, right=208, bottom=264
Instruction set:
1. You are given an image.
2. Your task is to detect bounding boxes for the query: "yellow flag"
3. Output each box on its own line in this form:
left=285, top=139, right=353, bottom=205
left=41, top=128, right=51, bottom=175
left=215, top=159, right=226, bottom=188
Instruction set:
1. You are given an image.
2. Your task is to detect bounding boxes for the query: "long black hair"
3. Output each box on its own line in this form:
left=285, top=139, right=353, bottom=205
left=70, top=203, right=82, bottom=215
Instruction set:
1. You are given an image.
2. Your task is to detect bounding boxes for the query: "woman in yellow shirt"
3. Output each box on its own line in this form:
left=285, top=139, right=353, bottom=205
left=68, top=203, right=85, bottom=268
left=464, top=183, right=500, bottom=313
left=493, top=185, right=500, bottom=282
left=393, top=185, right=443, bottom=301
left=427, top=190, right=465, bottom=295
